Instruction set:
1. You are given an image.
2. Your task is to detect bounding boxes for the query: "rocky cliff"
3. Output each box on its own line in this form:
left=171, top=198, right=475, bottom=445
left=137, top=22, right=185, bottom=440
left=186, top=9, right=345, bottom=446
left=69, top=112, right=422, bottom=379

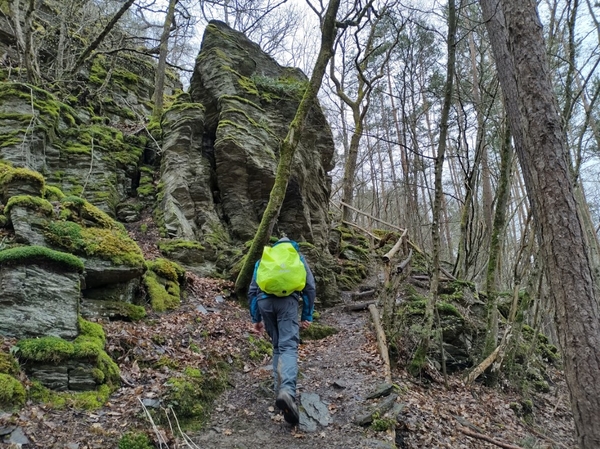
left=0, top=16, right=338, bottom=398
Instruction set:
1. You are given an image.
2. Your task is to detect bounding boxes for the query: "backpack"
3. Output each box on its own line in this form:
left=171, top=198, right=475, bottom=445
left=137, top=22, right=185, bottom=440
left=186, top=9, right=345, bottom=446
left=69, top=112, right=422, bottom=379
left=256, top=241, right=307, bottom=297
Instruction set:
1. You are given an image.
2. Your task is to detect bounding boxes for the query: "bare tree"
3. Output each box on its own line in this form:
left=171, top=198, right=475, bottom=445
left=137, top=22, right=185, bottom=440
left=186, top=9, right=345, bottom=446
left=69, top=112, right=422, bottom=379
left=330, top=5, right=402, bottom=223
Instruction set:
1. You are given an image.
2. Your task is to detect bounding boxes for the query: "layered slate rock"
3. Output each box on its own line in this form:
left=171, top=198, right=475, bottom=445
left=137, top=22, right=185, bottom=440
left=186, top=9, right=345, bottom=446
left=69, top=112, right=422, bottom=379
left=166, top=20, right=335, bottom=250
left=159, top=100, right=224, bottom=240
left=0, top=247, right=83, bottom=340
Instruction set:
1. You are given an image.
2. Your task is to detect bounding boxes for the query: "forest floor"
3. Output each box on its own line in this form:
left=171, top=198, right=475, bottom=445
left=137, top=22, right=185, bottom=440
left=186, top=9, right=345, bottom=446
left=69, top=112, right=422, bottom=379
left=0, top=272, right=577, bottom=449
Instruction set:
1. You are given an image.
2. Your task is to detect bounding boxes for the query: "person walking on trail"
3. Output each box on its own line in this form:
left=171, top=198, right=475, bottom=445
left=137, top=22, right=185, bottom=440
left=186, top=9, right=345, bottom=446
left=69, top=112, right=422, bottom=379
left=248, top=237, right=316, bottom=425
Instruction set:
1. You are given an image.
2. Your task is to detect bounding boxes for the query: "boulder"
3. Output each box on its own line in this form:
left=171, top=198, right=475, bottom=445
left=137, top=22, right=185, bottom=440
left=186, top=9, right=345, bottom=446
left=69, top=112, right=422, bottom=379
left=7, top=205, right=50, bottom=246
left=0, top=263, right=81, bottom=339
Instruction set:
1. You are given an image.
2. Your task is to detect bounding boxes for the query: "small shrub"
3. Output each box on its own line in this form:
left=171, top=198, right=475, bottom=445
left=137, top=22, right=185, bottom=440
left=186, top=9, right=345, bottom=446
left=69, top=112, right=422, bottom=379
left=118, top=431, right=153, bottom=449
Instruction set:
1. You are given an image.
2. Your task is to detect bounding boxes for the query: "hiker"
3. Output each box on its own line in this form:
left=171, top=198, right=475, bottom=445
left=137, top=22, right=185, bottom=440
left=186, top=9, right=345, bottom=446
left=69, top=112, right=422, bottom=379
left=248, top=237, right=316, bottom=425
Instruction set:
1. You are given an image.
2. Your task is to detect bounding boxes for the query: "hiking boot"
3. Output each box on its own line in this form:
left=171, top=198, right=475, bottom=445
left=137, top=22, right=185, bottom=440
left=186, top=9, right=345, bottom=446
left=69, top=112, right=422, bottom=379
left=275, top=390, right=299, bottom=425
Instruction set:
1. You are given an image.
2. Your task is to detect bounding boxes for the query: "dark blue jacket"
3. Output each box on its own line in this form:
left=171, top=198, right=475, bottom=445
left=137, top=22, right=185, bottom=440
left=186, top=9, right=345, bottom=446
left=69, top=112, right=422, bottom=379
left=248, top=239, right=316, bottom=324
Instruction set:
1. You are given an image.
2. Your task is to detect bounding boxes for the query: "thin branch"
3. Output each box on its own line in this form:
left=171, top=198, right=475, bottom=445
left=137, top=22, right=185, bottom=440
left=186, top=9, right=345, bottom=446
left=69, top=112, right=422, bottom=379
left=459, top=426, right=525, bottom=449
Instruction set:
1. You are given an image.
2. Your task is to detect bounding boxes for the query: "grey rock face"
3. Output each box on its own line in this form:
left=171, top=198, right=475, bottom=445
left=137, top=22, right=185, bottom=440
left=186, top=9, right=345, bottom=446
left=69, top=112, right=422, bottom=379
left=24, top=360, right=98, bottom=391
left=159, top=103, right=225, bottom=240
left=82, top=257, right=145, bottom=288
left=0, top=264, right=81, bottom=339
left=164, top=20, right=335, bottom=250
left=7, top=206, right=49, bottom=246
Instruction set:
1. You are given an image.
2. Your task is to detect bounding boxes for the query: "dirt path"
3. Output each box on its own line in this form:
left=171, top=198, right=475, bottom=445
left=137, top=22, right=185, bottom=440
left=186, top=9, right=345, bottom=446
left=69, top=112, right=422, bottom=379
left=191, top=305, right=396, bottom=449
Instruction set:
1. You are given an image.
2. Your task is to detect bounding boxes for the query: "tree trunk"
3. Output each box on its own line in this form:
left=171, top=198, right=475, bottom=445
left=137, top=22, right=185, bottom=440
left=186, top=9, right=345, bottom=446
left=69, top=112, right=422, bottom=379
left=153, top=0, right=178, bottom=118
left=409, top=0, right=457, bottom=376
left=234, top=0, right=341, bottom=297
left=480, top=0, right=600, bottom=446
left=482, top=116, right=513, bottom=384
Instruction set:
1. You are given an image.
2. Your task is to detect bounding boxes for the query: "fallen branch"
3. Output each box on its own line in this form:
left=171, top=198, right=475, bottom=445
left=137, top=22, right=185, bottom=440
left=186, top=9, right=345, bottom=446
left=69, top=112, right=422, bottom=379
left=368, top=304, right=392, bottom=383
left=352, top=289, right=376, bottom=300
left=341, top=220, right=381, bottom=241
left=340, top=201, right=405, bottom=233
left=524, top=424, right=570, bottom=449
left=382, top=229, right=407, bottom=263
left=466, top=345, right=501, bottom=384
left=459, top=426, right=524, bottom=449
left=354, top=393, right=398, bottom=426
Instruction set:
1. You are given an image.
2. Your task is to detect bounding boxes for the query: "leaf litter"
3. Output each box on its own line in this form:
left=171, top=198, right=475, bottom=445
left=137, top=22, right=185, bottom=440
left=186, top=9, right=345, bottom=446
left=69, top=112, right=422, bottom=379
left=0, top=272, right=576, bottom=448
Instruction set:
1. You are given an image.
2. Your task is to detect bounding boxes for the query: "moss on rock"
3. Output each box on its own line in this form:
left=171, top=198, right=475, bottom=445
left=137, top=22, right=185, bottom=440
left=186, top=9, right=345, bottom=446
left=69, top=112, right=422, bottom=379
left=45, top=220, right=144, bottom=268
left=0, top=352, right=20, bottom=376
left=158, top=239, right=205, bottom=253
left=4, top=194, right=54, bottom=216
left=0, top=373, right=26, bottom=409
left=0, top=165, right=45, bottom=192
left=144, top=270, right=180, bottom=312
left=43, top=185, right=66, bottom=201
left=29, top=381, right=112, bottom=410
left=0, top=245, right=84, bottom=272
left=16, top=319, right=120, bottom=394
left=146, top=257, right=185, bottom=282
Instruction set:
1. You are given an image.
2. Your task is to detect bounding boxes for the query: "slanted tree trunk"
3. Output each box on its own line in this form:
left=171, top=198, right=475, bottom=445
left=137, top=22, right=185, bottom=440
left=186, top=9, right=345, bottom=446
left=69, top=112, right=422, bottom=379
left=234, top=0, right=341, bottom=297
left=71, top=0, right=136, bottom=73
left=480, top=0, right=600, bottom=446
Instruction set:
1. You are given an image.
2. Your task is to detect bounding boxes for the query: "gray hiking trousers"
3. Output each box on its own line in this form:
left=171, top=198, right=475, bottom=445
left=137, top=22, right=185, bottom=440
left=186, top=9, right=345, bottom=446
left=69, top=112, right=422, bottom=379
left=257, top=295, right=299, bottom=398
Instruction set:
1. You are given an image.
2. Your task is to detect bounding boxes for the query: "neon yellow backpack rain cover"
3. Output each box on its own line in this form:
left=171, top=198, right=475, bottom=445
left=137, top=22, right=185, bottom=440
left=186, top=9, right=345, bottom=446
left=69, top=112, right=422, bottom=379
left=256, top=242, right=307, bottom=297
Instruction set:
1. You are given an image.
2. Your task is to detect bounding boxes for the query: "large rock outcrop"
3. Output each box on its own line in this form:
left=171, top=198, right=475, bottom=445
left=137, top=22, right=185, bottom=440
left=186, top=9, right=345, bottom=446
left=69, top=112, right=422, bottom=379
left=159, top=21, right=335, bottom=250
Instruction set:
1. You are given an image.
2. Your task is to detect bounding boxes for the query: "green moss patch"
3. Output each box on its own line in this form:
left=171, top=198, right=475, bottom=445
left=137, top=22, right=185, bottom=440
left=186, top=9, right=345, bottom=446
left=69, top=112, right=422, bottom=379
left=0, top=246, right=84, bottom=272
left=43, top=185, right=66, bottom=201
left=29, top=381, right=112, bottom=410
left=118, top=431, right=153, bottom=449
left=4, top=194, right=53, bottom=216
left=146, top=258, right=185, bottom=282
left=144, top=270, right=180, bottom=312
left=161, top=364, right=229, bottom=429
left=158, top=239, right=205, bottom=253
left=45, top=220, right=144, bottom=268
left=0, top=165, right=45, bottom=191
left=247, top=335, right=272, bottom=360
left=301, top=323, right=338, bottom=340
left=143, top=258, right=185, bottom=312
left=0, top=352, right=20, bottom=376
left=0, top=373, right=26, bottom=409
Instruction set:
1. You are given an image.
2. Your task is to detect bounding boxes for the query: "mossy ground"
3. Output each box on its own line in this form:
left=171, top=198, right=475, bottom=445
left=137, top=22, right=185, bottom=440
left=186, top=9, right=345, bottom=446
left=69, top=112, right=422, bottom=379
left=118, top=431, right=154, bottom=449
left=160, top=363, right=230, bottom=430
left=301, top=323, right=338, bottom=340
